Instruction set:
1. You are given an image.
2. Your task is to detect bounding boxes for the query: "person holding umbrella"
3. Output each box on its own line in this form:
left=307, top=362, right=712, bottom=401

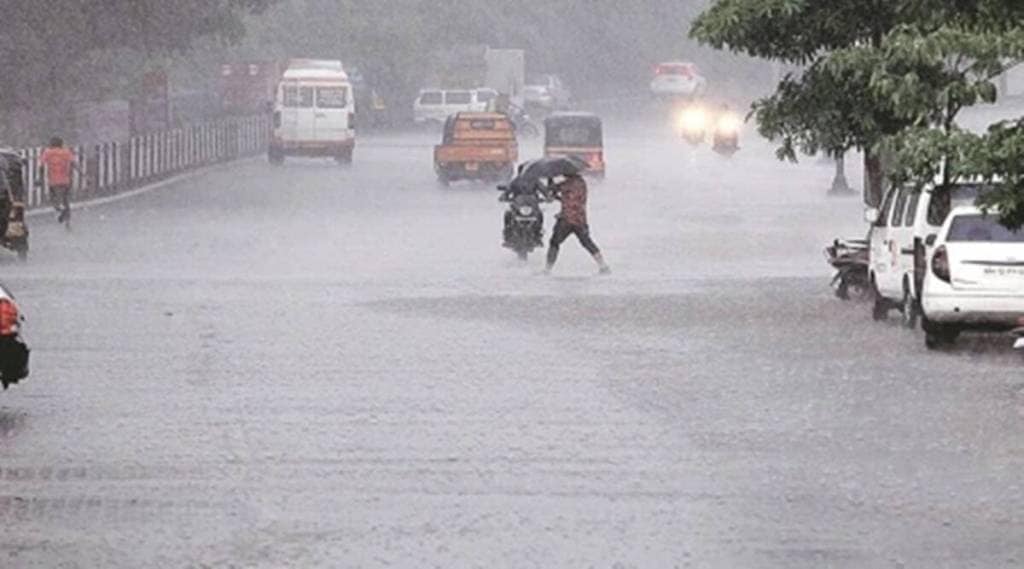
left=546, top=170, right=610, bottom=275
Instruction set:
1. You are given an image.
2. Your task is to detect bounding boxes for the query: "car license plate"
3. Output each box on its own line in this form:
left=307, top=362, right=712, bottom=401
left=466, top=163, right=479, bottom=172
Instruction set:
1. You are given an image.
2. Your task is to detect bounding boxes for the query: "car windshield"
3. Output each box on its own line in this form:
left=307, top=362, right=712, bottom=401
left=947, top=214, right=1024, bottom=243
left=445, top=91, right=472, bottom=105
left=316, top=87, right=348, bottom=108
left=419, top=91, right=443, bottom=105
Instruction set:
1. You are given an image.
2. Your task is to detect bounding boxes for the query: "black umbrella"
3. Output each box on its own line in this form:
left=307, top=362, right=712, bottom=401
left=511, top=156, right=587, bottom=188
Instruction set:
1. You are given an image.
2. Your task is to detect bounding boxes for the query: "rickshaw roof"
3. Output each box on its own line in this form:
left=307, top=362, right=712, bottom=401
left=454, top=112, right=509, bottom=121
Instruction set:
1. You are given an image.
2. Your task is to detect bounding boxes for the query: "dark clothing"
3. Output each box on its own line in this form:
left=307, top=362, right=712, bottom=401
left=555, top=176, right=588, bottom=226
left=50, top=185, right=70, bottom=223
left=547, top=219, right=600, bottom=266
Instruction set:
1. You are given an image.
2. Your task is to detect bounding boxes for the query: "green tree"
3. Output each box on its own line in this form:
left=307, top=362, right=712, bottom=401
left=691, top=0, right=1024, bottom=209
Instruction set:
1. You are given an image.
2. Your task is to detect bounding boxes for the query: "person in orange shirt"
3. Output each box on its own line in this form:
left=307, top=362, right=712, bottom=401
left=38, top=137, right=79, bottom=225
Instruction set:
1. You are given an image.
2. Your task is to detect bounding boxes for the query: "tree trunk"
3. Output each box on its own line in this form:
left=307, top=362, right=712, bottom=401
left=863, top=151, right=885, bottom=207
left=829, top=154, right=853, bottom=195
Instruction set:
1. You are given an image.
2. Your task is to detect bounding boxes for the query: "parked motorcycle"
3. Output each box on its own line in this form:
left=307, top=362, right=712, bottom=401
left=498, top=180, right=550, bottom=261
left=825, top=238, right=870, bottom=301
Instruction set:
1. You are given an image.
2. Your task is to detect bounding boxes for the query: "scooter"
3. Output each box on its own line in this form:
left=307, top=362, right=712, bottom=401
left=825, top=238, right=870, bottom=301
left=712, top=112, right=742, bottom=157
left=508, top=105, right=540, bottom=138
left=498, top=183, right=548, bottom=261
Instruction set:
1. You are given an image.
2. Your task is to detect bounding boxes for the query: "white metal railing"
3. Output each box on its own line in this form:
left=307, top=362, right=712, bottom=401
left=15, top=114, right=269, bottom=209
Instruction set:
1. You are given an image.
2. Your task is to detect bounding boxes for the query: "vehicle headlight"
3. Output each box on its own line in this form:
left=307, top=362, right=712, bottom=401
left=517, top=205, right=535, bottom=216
left=679, top=107, right=707, bottom=133
left=717, top=113, right=742, bottom=134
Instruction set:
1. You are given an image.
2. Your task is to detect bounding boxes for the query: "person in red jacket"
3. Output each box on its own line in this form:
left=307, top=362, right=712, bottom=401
left=38, top=137, right=79, bottom=225
left=546, top=173, right=611, bottom=274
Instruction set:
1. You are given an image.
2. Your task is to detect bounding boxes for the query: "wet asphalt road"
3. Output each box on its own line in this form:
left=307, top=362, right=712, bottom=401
left=1, top=116, right=1022, bottom=568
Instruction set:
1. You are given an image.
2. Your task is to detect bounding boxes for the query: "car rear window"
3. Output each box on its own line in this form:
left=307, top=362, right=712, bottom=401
left=657, top=64, right=695, bottom=77
left=445, top=91, right=472, bottom=105
left=419, top=91, right=443, bottom=105
left=316, top=87, right=348, bottom=109
left=947, top=214, right=1024, bottom=243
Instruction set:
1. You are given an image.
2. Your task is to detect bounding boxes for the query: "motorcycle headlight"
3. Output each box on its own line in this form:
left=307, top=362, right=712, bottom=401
left=517, top=205, right=535, bottom=216
left=679, top=107, right=707, bottom=133
left=717, top=113, right=742, bottom=134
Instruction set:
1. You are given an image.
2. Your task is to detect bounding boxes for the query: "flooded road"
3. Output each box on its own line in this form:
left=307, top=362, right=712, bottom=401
left=1, top=119, right=1022, bottom=568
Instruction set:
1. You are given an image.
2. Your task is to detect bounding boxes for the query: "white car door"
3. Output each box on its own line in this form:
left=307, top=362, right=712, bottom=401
left=886, top=186, right=914, bottom=297
left=313, top=84, right=351, bottom=142
left=279, top=84, right=315, bottom=142
left=870, top=186, right=899, bottom=298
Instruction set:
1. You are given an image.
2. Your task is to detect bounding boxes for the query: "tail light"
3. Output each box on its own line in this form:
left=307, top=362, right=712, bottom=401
left=932, top=245, right=951, bottom=283
left=588, top=152, right=603, bottom=165
left=0, top=299, right=19, bottom=336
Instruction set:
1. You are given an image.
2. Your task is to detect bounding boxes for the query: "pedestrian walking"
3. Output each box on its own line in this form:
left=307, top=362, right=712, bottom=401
left=546, top=173, right=611, bottom=274
left=38, top=137, right=79, bottom=227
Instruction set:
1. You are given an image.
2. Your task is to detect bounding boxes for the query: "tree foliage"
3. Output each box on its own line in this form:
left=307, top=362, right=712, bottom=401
left=693, top=0, right=1024, bottom=225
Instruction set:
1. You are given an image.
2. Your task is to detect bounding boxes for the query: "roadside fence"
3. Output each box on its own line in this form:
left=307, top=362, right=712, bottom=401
left=14, top=114, right=269, bottom=209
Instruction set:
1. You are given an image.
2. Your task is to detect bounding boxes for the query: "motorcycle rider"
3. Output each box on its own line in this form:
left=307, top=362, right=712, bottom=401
left=502, top=177, right=550, bottom=247
left=546, top=173, right=610, bottom=274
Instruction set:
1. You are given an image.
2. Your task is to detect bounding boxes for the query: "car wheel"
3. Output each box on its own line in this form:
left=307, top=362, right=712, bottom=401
left=901, top=286, right=919, bottom=330
left=871, top=282, right=889, bottom=321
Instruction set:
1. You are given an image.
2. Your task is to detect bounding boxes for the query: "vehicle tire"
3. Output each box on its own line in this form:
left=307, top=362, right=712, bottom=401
left=922, top=317, right=959, bottom=350
left=900, top=285, right=919, bottom=330
left=15, top=241, right=27, bottom=262
left=871, top=282, right=889, bottom=321
left=436, top=172, right=450, bottom=187
left=516, top=248, right=529, bottom=262
left=836, top=280, right=851, bottom=301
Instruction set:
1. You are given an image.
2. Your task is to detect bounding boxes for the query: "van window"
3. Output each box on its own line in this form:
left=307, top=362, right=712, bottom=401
left=876, top=187, right=898, bottom=228
left=419, top=91, right=443, bottom=105
left=316, top=87, right=348, bottom=109
left=283, top=85, right=314, bottom=108
left=904, top=189, right=921, bottom=227
left=891, top=188, right=909, bottom=227
left=445, top=91, right=472, bottom=105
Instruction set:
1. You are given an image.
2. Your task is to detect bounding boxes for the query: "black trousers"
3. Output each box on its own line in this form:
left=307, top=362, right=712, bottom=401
left=547, top=219, right=600, bottom=266
left=50, top=185, right=70, bottom=217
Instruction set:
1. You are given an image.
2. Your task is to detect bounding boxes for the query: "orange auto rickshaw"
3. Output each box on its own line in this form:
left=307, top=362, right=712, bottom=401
left=543, top=112, right=604, bottom=178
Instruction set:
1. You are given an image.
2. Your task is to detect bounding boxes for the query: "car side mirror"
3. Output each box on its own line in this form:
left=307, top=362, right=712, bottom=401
left=925, top=234, right=938, bottom=247
left=496, top=184, right=509, bottom=192
left=863, top=208, right=880, bottom=225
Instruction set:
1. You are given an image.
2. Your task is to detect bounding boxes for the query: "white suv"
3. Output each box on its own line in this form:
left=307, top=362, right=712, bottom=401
left=413, top=88, right=497, bottom=125
left=920, top=206, right=1024, bottom=349
left=650, top=62, right=707, bottom=99
left=524, top=74, right=571, bottom=111
left=867, top=182, right=985, bottom=327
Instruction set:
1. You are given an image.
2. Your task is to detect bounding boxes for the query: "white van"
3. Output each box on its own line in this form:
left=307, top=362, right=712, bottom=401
left=867, top=181, right=986, bottom=326
left=270, top=59, right=356, bottom=164
left=413, top=88, right=498, bottom=125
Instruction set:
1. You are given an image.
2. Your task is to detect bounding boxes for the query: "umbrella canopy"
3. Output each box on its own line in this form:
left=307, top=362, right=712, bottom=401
left=509, top=156, right=587, bottom=191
